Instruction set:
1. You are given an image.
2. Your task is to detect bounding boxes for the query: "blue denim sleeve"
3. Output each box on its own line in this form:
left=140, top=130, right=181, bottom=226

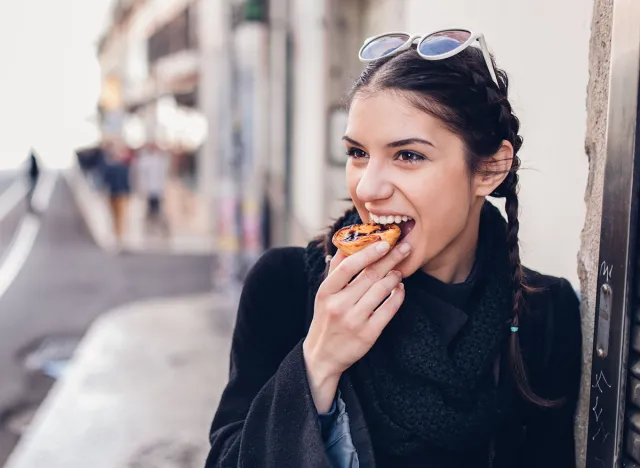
left=318, top=396, right=339, bottom=438
left=316, top=391, right=359, bottom=468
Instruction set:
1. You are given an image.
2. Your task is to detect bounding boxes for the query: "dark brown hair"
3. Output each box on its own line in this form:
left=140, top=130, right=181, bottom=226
left=323, top=45, right=559, bottom=407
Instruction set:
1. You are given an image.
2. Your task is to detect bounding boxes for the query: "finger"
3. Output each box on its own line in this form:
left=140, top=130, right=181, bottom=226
left=347, top=242, right=411, bottom=299
left=352, top=271, right=402, bottom=321
left=320, top=241, right=391, bottom=295
left=327, top=250, right=346, bottom=275
left=365, top=282, right=405, bottom=337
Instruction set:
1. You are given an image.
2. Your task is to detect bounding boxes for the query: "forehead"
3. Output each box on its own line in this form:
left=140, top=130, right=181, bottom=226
left=346, top=90, right=453, bottom=146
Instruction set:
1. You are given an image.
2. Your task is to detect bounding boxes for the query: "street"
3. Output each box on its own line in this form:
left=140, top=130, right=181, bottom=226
left=0, top=170, right=214, bottom=465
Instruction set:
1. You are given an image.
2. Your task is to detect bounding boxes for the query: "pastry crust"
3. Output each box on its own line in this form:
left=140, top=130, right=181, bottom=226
left=332, top=223, right=401, bottom=256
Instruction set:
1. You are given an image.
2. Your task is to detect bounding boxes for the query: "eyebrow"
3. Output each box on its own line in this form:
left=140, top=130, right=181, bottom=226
left=342, top=136, right=435, bottom=148
left=387, top=138, right=435, bottom=148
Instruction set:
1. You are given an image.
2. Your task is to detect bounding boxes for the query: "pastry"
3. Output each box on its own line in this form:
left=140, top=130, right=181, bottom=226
left=332, top=223, right=401, bottom=256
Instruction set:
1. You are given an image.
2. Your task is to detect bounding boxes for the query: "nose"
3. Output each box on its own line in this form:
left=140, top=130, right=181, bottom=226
left=355, top=162, right=394, bottom=202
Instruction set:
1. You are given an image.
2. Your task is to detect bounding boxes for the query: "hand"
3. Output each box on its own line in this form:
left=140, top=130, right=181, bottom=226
left=303, top=240, right=411, bottom=412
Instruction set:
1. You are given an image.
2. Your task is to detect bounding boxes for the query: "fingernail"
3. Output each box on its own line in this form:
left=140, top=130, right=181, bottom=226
left=391, top=270, right=402, bottom=278
left=399, top=282, right=405, bottom=290
left=376, top=241, right=390, bottom=253
left=399, top=243, right=411, bottom=254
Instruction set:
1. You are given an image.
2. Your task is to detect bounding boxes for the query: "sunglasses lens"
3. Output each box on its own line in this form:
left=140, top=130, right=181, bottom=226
left=360, top=34, right=410, bottom=60
left=418, top=30, right=471, bottom=57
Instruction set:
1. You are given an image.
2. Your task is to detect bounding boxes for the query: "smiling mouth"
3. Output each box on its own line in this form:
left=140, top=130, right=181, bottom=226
left=368, top=212, right=415, bottom=241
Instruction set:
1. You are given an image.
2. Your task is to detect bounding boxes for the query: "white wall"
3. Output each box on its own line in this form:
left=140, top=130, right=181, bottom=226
left=362, top=0, right=593, bottom=287
left=361, top=0, right=406, bottom=33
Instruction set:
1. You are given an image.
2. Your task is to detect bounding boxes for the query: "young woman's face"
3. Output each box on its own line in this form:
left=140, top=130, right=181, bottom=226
left=345, top=90, right=489, bottom=279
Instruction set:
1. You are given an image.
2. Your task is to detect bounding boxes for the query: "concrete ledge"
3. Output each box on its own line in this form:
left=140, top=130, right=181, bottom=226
left=62, top=166, right=115, bottom=251
left=4, top=294, right=234, bottom=468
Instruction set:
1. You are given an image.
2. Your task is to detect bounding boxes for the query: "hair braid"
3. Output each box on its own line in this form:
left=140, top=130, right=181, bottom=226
left=504, top=172, right=562, bottom=408
left=499, top=121, right=563, bottom=407
left=480, top=80, right=563, bottom=407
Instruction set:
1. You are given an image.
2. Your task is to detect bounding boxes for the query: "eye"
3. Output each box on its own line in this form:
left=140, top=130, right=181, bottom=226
left=395, top=150, right=426, bottom=163
left=346, top=147, right=368, bottom=159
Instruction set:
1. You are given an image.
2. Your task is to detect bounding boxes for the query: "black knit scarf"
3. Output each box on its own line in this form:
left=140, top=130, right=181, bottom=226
left=303, top=202, right=514, bottom=462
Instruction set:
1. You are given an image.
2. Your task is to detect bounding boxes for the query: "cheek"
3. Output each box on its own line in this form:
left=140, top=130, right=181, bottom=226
left=346, top=165, right=358, bottom=196
left=415, top=183, right=470, bottom=223
left=410, top=168, right=473, bottom=251
left=346, top=164, right=365, bottom=208
left=345, top=166, right=367, bottom=221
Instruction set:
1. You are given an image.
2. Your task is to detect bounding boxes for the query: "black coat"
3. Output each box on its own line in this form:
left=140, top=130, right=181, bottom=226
left=205, top=247, right=581, bottom=468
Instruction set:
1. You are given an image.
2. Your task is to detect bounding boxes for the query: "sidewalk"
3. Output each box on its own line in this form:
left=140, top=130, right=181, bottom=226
left=4, top=293, right=237, bottom=468
left=65, top=165, right=214, bottom=255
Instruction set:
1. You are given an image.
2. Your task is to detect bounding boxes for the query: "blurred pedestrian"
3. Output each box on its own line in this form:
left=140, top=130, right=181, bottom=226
left=91, top=145, right=108, bottom=191
left=136, top=142, right=170, bottom=236
left=122, top=144, right=136, bottom=167
left=26, top=150, right=40, bottom=214
left=102, top=142, right=131, bottom=249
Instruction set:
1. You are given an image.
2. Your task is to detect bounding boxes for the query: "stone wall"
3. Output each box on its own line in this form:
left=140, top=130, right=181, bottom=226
left=576, top=0, right=613, bottom=466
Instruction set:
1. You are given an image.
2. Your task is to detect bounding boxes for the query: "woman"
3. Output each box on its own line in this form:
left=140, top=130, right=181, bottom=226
left=205, top=30, right=581, bottom=468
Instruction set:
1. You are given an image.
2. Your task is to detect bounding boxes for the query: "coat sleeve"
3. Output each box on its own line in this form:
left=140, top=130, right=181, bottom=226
left=520, top=278, right=582, bottom=468
left=205, top=247, right=333, bottom=468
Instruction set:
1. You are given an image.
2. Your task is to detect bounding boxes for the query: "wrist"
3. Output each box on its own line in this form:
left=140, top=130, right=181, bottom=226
left=303, top=341, right=338, bottom=379
left=303, top=340, right=341, bottom=413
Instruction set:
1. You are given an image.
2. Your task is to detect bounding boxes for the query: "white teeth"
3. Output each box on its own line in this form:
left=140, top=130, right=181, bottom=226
left=369, top=212, right=413, bottom=224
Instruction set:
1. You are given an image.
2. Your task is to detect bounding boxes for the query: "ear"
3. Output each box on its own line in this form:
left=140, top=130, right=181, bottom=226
left=473, top=140, right=514, bottom=197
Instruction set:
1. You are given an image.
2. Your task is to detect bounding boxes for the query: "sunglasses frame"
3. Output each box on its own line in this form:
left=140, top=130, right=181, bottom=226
left=358, top=29, right=499, bottom=86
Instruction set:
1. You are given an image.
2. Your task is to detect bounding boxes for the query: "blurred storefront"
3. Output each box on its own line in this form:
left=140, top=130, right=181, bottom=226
left=97, top=0, right=209, bottom=226
left=97, top=0, right=272, bottom=284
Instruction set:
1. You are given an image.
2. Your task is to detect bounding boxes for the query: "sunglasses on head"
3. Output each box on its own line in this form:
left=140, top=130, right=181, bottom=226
left=358, top=29, right=499, bottom=86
